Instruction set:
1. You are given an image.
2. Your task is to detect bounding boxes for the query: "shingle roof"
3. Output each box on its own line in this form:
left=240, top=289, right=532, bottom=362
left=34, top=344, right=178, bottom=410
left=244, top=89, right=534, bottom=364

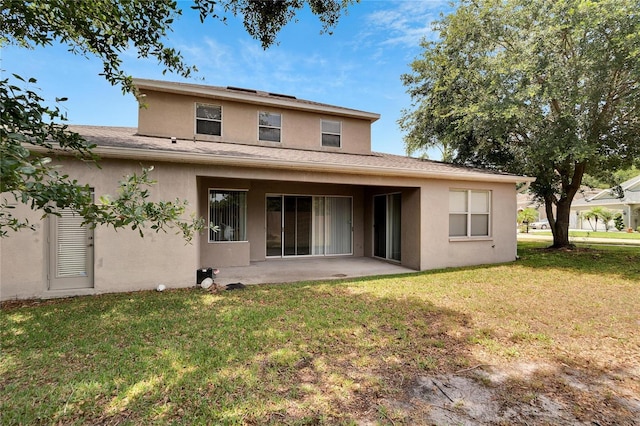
left=65, top=125, right=531, bottom=184
left=572, top=174, right=640, bottom=206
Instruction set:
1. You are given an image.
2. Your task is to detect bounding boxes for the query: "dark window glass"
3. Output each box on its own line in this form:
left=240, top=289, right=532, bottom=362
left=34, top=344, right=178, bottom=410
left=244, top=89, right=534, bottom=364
left=259, top=112, right=281, bottom=142
left=322, top=133, right=341, bottom=147
left=321, top=120, right=341, bottom=147
left=259, top=127, right=281, bottom=142
left=196, top=104, right=222, bottom=136
left=196, top=120, right=221, bottom=136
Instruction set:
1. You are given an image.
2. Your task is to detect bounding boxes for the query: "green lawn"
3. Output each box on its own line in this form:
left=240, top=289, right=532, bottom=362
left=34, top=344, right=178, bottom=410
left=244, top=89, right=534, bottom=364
left=2, top=242, right=639, bottom=425
left=536, top=229, right=640, bottom=239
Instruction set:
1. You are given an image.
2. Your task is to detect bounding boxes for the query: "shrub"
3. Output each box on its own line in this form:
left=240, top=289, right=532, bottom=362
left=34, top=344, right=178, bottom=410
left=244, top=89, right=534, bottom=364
left=613, top=213, right=625, bottom=231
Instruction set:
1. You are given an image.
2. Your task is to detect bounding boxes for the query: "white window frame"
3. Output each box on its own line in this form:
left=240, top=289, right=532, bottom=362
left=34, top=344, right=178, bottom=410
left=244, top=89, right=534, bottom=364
left=449, top=189, right=492, bottom=239
left=321, top=119, right=342, bottom=148
left=258, top=111, right=282, bottom=142
left=208, top=189, right=248, bottom=243
left=195, top=103, right=222, bottom=136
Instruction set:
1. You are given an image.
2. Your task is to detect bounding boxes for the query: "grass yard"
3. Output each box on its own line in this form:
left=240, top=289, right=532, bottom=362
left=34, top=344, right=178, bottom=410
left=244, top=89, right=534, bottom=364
left=1, top=242, right=639, bottom=425
left=535, top=229, right=640, bottom=240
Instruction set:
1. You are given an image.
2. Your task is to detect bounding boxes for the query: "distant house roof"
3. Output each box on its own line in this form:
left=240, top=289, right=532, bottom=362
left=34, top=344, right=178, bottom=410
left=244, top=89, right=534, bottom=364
left=572, top=175, right=640, bottom=207
left=517, top=186, right=597, bottom=211
left=133, top=78, right=381, bottom=123
left=47, top=126, right=533, bottom=184
left=589, top=175, right=640, bottom=201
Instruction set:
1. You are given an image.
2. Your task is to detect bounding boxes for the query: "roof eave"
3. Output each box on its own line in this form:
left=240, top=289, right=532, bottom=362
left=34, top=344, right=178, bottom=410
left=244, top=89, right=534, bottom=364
left=33, top=144, right=533, bottom=184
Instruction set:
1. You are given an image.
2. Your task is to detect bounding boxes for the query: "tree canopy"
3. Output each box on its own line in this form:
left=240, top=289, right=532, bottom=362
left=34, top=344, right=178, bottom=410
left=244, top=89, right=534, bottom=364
left=0, top=0, right=352, bottom=238
left=399, top=0, right=640, bottom=247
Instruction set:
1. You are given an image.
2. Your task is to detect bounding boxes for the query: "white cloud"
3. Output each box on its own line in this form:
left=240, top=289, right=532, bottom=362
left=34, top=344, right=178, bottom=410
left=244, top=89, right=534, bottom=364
left=362, top=1, right=446, bottom=48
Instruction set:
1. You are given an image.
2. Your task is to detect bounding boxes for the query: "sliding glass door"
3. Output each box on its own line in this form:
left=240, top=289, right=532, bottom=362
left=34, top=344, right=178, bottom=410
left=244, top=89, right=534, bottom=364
left=284, top=196, right=311, bottom=256
left=266, top=197, right=283, bottom=256
left=373, top=193, right=401, bottom=262
left=325, top=196, right=352, bottom=255
left=267, top=195, right=352, bottom=257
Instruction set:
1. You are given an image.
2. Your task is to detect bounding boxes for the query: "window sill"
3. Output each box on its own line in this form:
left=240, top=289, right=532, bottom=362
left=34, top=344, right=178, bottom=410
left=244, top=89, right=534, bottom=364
left=449, top=236, right=493, bottom=242
left=195, top=134, right=223, bottom=142
left=321, top=145, right=342, bottom=150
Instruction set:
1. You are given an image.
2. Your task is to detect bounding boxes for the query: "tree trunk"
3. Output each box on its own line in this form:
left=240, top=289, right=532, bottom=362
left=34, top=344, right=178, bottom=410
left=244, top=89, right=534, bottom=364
left=545, top=161, right=587, bottom=249
left=550, top=199, right=573, bottom=248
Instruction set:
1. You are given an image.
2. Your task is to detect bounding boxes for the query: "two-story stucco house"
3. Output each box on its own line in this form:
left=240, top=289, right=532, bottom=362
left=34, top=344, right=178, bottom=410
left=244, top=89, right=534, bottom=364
left=0, top=79, right=534, bottom=301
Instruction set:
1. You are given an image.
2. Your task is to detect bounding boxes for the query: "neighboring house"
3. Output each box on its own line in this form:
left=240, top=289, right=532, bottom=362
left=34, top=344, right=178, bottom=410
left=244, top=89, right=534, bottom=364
left=1, top=79, right=533, bottom=301
left=517, top=192, right=545, bottom=221
left=571, top=175, right=640, bottom=230
left=517, top=187, right=600, bottom=225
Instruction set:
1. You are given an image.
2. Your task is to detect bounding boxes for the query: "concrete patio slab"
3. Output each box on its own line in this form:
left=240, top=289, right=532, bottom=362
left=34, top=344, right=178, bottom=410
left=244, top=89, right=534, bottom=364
left=213, top=257, right=416, bottom=286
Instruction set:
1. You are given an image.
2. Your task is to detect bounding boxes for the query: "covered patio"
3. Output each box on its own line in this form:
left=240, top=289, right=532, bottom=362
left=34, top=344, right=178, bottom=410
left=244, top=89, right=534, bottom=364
left=213, top=257, right=416, bottom=287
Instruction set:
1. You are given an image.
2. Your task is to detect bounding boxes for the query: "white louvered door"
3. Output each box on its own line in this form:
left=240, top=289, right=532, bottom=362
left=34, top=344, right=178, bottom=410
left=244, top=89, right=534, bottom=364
left=49, top=209, right=94, bottom=290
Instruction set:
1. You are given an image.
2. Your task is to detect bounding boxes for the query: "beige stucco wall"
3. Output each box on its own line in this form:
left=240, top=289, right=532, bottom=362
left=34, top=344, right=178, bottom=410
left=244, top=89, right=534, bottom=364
left=137, top=90, right=372, bottom=155
left=0, top=205, right=46, bottom=301
left=1, top=153, right=520, bottom=301
left=419, top=179, right=517, bottom=270
left=0, top=158, right=199, bottom=301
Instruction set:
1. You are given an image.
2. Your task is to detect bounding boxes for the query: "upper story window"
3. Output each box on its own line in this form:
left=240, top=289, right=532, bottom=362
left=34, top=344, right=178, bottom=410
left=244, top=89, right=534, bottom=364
left=449, top=189, right=491, bottom=238
left=321, top=120, right=341, bottom=148
left=196, top=103, right=222, bottom=136
left=258, top=112, right=282, bottom=142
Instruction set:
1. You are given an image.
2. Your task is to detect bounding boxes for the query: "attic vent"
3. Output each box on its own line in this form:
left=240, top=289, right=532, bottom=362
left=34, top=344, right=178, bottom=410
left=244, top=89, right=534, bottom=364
left=226, top=86, right=257, bottom=94
left=268, top=92, right=297, bottom=100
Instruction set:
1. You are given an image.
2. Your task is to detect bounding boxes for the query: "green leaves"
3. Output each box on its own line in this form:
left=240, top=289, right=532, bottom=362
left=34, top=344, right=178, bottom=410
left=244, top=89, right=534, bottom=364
left=77, top=167, right=205, bottom=242
left=0, top=76, right=203, bottom=240
left=1, top=0, right=351, bottom=239
left=400, top=0, right=640, bottom=246
left=191, top=0, right=351, bottom=49
left=3, top=1, right=351, bottom=94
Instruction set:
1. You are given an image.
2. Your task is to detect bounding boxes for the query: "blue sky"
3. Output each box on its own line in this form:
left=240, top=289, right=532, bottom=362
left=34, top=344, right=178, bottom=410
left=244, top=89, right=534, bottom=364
left=2, top=0, right=451, bottom=157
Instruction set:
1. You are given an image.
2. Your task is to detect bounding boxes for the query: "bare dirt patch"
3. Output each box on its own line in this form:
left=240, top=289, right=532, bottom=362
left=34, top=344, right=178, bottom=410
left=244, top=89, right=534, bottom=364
left=379, top=362, right=640, bottom=425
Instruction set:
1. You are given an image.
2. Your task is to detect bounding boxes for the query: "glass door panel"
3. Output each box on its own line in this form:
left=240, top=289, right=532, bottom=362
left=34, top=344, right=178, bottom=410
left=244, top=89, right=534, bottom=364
left=296, top=197, right=311, bottom=256
left=268, top=195, right=352, bottom=257
left=389, top=193, right=402, bottom=261
left=284, top=196, right=296, bottom=256
left=373, top=195, right=387, bottom=258
left=313, top=197, right=325, bottom=255
left=266, top=196, right=282, bottom=257
left=284, top=196, right=311, bottom=256
left=373, top=193, right=401, bottom=261
left=326, top=197, right=352, bottom=255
